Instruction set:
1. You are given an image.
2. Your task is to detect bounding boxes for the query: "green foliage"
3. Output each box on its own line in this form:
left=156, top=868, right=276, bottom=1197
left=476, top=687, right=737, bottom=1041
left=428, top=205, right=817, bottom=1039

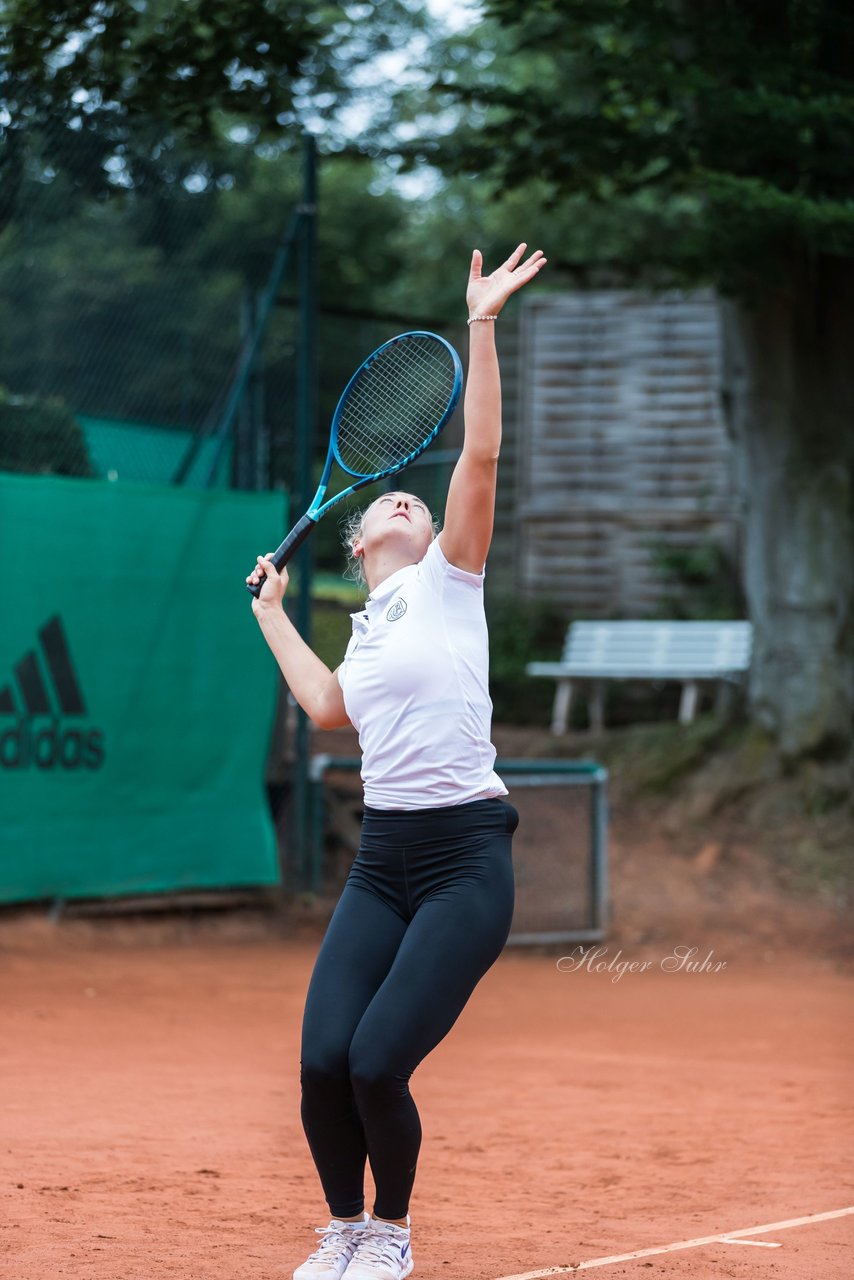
left=0, top=145, right=433, bottom=454
left=0, top=384, right=93, bottom=476
left=0, top=206, right=239, bottom=428
left=485, top=591, right=568, bottom=723
left=650, top=541, right=745, bottom=621
left=414, top=0, right=854, bottom=290
left=590, top=716, right=740, bottom=795
left=0, top=0, right=433, bottom=227
left=780, top=835, right=852, bottom=901
left=309, top=599, right=356, bottom=671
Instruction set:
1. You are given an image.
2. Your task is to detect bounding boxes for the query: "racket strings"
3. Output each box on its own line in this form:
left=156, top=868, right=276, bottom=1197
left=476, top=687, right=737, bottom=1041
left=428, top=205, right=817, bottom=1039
left=336, top=337, right=456, bottom=477
left=340, top=348, right=450, bottom=470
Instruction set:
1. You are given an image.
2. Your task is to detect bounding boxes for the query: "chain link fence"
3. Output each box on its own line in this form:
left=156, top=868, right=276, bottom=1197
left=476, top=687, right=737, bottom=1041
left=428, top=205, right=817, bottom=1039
left=0, top=111, right=464, bottom=541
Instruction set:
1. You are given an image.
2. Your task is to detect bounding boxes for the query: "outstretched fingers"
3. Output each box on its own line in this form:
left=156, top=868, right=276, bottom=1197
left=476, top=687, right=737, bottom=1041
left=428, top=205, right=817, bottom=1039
left=519, top=248, right=545, bottom=270
left=501, top=241, right=528, bottom=272
left=504, top=249, right=547, bottom=293
left=498, top=244, right=547, bottom=281
left=469, top=248, right=483, bottom=283
left=515, top=248, right=547, bottom=279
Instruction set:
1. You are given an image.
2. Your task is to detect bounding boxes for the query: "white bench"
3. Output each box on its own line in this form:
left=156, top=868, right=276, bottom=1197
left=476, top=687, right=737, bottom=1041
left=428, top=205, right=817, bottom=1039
left=526, top=620, right=752, bottom=734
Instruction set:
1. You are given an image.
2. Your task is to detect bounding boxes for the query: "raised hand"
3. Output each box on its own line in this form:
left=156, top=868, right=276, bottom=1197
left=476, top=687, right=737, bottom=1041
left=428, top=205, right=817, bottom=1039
left=466, top=242, right=547, bottom=320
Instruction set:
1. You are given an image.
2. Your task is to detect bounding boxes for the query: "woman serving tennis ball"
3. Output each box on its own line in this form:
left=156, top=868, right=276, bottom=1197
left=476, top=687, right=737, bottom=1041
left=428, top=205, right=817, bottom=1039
left=248, top=242, right=546, bottom=1280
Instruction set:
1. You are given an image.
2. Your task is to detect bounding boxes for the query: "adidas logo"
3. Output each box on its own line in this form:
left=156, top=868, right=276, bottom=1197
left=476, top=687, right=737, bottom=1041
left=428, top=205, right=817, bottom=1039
left=0, top=615, right=105, bottom=770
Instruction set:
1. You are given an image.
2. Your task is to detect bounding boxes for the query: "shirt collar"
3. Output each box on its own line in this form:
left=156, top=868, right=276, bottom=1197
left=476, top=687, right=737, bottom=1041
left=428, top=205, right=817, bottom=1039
left=365, top=562, right=416, bottom=605
left=350, top=562, right=417, bottom=634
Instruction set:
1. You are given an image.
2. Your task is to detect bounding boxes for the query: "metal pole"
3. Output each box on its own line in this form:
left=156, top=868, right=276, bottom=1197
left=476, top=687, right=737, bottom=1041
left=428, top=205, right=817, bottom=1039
left=174, top=207, right=300, bottom=486
left=236, top=288, right=253, bottom=489
left=251, top=289, right=267, bottom=491
left=591, top=769, right=609, bottom=934
left=291, top=133, right=318, bottom=893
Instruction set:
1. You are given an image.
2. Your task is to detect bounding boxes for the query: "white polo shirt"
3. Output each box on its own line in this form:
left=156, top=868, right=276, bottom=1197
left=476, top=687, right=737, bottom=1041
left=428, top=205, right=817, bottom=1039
left=337, top=537, right=507, bottom=810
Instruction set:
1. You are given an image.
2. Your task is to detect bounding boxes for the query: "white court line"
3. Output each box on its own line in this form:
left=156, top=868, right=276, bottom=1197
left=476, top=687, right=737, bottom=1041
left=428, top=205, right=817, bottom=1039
left=496, top=1205, right=854, bottom=1278
left=721, top=1238, right=782, bottom=1248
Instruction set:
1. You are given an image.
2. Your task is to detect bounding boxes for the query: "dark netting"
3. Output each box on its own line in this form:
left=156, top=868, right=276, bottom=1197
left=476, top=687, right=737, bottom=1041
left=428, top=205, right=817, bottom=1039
left=0, top=106, right=466, bottom=577
left=0, top=106, right=280, bottom=486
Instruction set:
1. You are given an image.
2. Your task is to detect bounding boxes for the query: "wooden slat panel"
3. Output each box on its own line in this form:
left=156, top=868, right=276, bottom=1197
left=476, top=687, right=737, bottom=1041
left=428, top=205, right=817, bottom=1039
left=508, top=288, right=739, bottom=615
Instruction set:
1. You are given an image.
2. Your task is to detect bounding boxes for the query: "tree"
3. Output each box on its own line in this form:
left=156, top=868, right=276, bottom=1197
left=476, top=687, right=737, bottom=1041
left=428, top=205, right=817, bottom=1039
left=424, top=0, right=854, bottom=758
left=0, top=0, right=429, bottom=227
left=0, top=0, right=440, bottom=474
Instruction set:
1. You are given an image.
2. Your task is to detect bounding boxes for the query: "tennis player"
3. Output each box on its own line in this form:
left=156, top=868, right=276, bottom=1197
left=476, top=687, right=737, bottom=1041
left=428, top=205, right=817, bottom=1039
left=248, top=242, right=547, bottom=1280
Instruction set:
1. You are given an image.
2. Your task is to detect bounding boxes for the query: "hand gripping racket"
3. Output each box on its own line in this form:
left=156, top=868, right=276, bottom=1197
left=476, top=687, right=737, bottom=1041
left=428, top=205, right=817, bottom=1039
left=246, top=330, right=462, bottom=597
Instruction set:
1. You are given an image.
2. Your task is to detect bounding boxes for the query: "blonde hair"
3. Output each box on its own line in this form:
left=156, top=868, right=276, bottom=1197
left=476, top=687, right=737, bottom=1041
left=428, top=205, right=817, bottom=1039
left=340, top=498, right=441, bottom=586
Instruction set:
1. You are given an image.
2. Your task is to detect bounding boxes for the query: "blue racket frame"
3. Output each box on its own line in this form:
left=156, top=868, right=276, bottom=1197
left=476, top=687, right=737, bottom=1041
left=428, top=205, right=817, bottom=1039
left=247, top=330, right=463, bottom=596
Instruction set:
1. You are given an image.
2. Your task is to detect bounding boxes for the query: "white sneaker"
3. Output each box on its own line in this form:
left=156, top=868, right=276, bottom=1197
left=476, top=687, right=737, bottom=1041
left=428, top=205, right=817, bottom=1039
left=293, top=1212, right=370, bottom=1280
left=344, top=1215, right=414, bottom=1280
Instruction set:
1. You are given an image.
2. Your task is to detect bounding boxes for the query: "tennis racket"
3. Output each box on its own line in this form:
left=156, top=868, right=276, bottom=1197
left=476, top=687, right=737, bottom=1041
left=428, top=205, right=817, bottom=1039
left=246, top=330, right=462, bottom=597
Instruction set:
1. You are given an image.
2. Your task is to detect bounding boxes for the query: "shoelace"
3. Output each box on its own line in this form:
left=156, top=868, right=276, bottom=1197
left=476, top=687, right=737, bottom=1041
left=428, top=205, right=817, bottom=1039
left=349, top=1228, right=409, bottom=1269
left=308, top=1223, right=363, bottom=1260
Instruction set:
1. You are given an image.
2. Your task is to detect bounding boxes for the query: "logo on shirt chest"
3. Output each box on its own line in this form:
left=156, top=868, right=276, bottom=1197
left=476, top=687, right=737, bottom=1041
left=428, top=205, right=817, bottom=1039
left=386, top=597, right=408, bottom=622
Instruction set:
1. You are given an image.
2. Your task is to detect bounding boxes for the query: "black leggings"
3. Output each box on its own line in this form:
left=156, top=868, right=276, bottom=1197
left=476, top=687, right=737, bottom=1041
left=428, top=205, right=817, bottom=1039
left=299, top=796, right=518, bottom=1220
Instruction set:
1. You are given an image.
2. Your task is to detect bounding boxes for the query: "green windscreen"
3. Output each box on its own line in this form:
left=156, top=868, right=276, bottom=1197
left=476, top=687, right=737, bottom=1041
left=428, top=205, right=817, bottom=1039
left=77, top=414, right=231, bottom=486
left=0, top=472, right=285, bottom=903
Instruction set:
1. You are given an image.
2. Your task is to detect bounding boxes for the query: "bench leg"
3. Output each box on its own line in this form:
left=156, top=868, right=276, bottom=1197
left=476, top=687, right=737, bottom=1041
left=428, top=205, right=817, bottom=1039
left=679, top=680, right=699, bottom=724
left=715, top=680, right=735, bottom=718
left=551, top=680, right=572, bottom=735
left=589, top=681, right=605, bottom=734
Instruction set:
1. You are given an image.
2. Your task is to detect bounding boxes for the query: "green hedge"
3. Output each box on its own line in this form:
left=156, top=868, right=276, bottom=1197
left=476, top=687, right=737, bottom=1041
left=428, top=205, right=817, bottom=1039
left=0, top=387, right=94, bottom=478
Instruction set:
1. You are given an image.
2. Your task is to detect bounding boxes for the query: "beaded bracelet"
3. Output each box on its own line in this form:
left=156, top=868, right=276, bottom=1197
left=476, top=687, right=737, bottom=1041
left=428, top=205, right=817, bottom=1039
left=467, top=314, right=499, bottom=325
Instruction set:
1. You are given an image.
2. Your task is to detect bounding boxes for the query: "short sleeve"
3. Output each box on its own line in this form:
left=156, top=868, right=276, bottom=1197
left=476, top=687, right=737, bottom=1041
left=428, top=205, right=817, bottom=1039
left=417, top=535, right=485, bottom=594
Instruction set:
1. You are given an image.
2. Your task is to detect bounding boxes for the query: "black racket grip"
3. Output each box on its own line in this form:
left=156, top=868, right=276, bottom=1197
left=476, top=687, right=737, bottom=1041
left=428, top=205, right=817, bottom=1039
left=246, top=513, right=316, bottom=598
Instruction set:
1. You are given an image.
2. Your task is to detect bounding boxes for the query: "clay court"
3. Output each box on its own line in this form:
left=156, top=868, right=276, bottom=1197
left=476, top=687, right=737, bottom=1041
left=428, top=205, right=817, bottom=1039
left=3, top=814, right=852, bottom=1280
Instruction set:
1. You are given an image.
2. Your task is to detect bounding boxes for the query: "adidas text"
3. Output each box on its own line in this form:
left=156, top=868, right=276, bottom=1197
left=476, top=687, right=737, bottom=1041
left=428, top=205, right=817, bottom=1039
left=1, top=615, right=105, bottom=770
left=1, top=718, right=105, bottom=770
